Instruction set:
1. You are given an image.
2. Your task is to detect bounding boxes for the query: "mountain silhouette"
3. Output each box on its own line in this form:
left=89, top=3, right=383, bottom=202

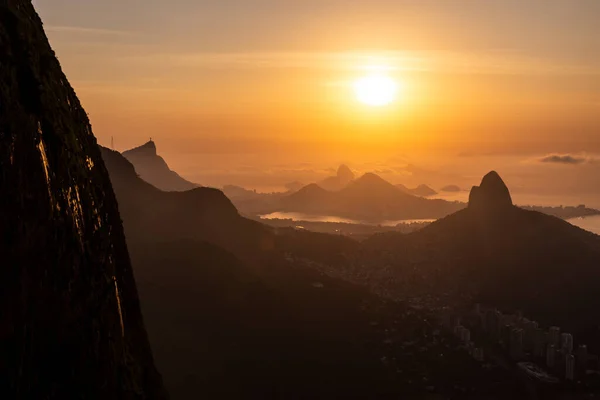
left=100, top=147, right=274, bottom=258
left=122, top=140, right=198, bottom=192
left=98, top=148, right=534, bottom=397
left=281, top=183, right=333, bottom=212
left=0, top=2, right=166, bottom=398
left=281, top=173, right=464, bottom=221
left=284, top=180, right=305, bottom=192
left=441, top=184, right=462, bottom=192
left=362, top=171, right=600, bottom=337
left=469, top=171, right=513, bottom=211
left=397, top=184, right=438, bottom=197
left=318, top=164, right=356, bottom=191
left=221, top=185, right=286, bottom=215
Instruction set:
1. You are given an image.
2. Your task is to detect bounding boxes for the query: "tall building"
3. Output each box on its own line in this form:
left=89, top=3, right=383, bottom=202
left=524, top=321, right=538, bottom=351
left=484, top=309, right=494, bottom=333
left=495, top=310, right=504, bottom=340
left=501, top=324, right=512, bottom=349
left=474, top=348, right=485, bottom=362
left=510, top=328, right=524, bottom=360
left=549, top=327, right=561, bottom=347
left=461, top=327, right=471, bottom=344
left=453, top=317, right=461, bottom=329
left=566, top=354, right=575, bottom=381
left=533, top=328, right=546, bottom=358
left=547, top=345, right=556, bottom=368
left=561, top=333, right=574, bottom=355
left=467, top=341, right=476, bottom=355
left=577, top=345, right=588, bottom=372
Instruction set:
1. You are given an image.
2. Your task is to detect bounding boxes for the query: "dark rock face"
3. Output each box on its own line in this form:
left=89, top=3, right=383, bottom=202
left=0, top=1, right=166, bottom=398
left=122, top=140, right=198, bottom=192
left=469, top=171, right=513, bottom=211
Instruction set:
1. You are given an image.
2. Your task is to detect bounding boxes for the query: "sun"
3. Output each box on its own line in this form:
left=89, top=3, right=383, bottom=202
left=353, top=74, right=399, bottom=107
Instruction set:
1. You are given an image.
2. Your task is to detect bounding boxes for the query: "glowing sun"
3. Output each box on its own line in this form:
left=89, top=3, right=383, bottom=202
left=353, top=74, right=399, bottom=107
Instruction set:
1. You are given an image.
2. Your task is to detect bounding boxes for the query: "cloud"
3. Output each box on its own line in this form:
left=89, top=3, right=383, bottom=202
left=538, top=154, right=590, bottom=165
left=46, top=26, right=136, bottom=37
left=116, top=49, right=600, bottom=76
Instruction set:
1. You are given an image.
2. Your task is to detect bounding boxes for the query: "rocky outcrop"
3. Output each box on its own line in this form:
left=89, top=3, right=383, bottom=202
left=336, top=164, right=355, bottom=184
left=0, top=1, right=166, bottom=398
left=468, top=171, right=513, bottom=211
left=396, top=184, right=438, bottom=197
left=122, top=140, right=198, bottom=192
left=318, top=164, right=356, bottom=191
left=412, top=184, right=438, bottom=197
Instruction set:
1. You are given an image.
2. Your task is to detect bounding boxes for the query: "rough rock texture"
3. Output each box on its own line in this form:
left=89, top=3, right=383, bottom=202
left=469, top=171, right=513, bottom=211
left=0, top=1, right=167, bottom=398
left=122, top=140, right=198, bottom=192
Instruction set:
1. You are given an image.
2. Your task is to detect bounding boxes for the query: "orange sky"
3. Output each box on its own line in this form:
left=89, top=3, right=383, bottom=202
left=34, top=0, right=600, bottom=200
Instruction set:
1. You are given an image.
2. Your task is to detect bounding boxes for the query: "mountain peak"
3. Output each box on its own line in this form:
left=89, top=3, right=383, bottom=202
left=337, top=164, right=355, bottom=181
left=346, top=173, right=403, bottom=196
left=124, top=140, right=157, bottom=156
left=318, top=165, right=355, bottom=191
left=122, top=140, right=198, bottom=191
left=358, top=172, right=383, bottom=181
left=353, top=172, right=391, bottom=187
left=468, top=171, right=513, bottom=210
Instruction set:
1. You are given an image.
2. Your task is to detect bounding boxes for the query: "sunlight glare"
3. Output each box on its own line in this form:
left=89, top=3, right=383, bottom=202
left=353, top=74, right=399, bottom=107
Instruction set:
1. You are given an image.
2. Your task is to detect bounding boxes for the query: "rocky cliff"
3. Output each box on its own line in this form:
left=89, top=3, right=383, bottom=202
left=0, top=1, right=166, bottom=398
left=469, top=171, right=513, bottom=211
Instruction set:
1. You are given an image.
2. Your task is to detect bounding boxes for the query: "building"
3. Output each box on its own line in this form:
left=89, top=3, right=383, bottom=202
left=483, top=309, right=495, bottom=333
left=453, top=317, right=461, bottom=329
left=533, top=328, right=546, bottom=358
left=510, top=328, right=524, bottom=360
left=549, top=327, right=561, bottom=347
left=495, top=310, right=504, bottom=339
left=566, top=354, right=575, bottom=381
left=561, top=333, right=574, bottom=355
left=500, top=324, right=512, bottom=348
left=524, top=321, right=539, bottom=351
left=467, top=341, right=476, bottom=355
left=474, top=348, right=485, bottom=362
left=577, top=345, right=588, bottom=372
left=547, top=345, right=556, bottom=368
left=461, top=327, right=471, bottom=344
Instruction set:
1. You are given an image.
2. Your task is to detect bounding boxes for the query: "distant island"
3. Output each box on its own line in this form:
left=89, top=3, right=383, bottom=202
left=396, top=184, right=438, bottom=197
left=440, top=184, right=462, bottom=192
left=521, top=204, right=600, bottom=220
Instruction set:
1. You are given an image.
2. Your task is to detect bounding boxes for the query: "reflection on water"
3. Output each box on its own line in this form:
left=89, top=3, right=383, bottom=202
left=260, top=212, right=435, bottom=227
left=262, top=212, right=600, bottom=234
left=568, top=215, right=600, bottom=235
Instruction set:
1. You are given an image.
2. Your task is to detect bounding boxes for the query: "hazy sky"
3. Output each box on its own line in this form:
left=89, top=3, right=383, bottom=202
left=33, top=1, right=600, bottom=199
